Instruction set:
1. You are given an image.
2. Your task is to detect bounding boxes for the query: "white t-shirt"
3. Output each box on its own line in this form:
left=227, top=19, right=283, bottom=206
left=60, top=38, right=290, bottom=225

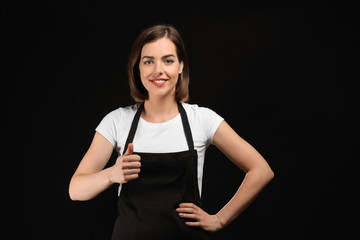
left=95, top=102, right=224, bottom=195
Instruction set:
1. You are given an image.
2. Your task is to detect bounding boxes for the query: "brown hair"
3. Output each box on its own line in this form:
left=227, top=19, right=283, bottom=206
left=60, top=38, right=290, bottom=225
left=128, top=24, right=189, bottom=102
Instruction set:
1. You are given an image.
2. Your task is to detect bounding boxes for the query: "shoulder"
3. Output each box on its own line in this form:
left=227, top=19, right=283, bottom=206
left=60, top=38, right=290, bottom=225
left=96, top=104, right=138, bottom=134
left=182, top=102, right=224, bottom=144
left=96, top=104, right=138, bottom=149
left=181, top=102, right=222, bottom=120
left=181, top=102, right=206, bottom=114
left=103, top=104, right=138, bottom=122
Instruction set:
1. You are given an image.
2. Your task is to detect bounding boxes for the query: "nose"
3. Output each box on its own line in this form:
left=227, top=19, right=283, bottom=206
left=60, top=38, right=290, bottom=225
left=153, top=62, right=164, bottom=76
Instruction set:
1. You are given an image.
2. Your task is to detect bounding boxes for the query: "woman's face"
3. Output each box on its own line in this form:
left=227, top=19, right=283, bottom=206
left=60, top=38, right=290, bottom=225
left=139, top=37, right=183, bottom=100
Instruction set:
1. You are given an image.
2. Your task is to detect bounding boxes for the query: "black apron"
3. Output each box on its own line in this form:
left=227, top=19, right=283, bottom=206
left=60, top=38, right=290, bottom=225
left=111, top=102, right=209, bottom=240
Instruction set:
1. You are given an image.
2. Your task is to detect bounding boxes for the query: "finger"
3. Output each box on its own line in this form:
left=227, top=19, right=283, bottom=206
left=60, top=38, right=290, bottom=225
left=122, top=161, right=141, bottom=169
left=178, top=213, right=198, bottom=220
left=124, top=173, right=139, bottom=182
left=179, top=203, right=199, bottom=210
left=123, top=168, right=140, bottom=175
left=124, top=143, right=134, bottom=156
left=176, top=207, right=195, bottom=213
left=122, top=154, right=141, bottom=162
left=185, top=221, right=201, bottom=227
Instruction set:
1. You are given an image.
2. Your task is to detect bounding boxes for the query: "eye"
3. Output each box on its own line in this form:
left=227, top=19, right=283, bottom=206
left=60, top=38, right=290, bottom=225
left=144, top=60, right=153, bottom=65
left=165, top=59, right=174, bottom=64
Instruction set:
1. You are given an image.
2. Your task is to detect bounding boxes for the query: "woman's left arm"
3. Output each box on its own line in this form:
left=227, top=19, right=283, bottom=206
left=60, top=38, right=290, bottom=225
left=177, top=121, right=274, bottom=231
left=212, top=120, right=274, bottom=226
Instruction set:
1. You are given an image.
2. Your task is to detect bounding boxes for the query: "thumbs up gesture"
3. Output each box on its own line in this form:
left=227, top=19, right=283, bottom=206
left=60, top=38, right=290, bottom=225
left=109, top=143, right=141, bottom=184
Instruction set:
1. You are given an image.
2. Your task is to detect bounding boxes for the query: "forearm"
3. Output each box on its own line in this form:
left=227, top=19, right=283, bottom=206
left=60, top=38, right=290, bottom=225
left=216, top=167, right=274, bottom=226
left=69, top=167, right=114, bottom=201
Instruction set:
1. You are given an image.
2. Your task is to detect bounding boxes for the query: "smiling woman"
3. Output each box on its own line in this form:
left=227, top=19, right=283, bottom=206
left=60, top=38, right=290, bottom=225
left=128, top=24, right=189, bottom=103
left=69, top=24, right=274, bottom=240
left=139, top=38, right=183, bottom=101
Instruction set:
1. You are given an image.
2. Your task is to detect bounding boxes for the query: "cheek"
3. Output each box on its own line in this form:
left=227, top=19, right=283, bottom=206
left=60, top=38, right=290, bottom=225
left=139, top=65, right=149, bottom=76
left=139, top=66, right=152, bottom=83
left=166, top=66, right=181, bottom=79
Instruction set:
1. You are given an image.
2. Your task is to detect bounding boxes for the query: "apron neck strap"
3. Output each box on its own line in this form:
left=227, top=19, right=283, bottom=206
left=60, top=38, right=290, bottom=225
left=177, top=102, right=195, bottom=151
left=123, top=103, right=144, bottom=155
left=123, top=102, right=194, bottom=155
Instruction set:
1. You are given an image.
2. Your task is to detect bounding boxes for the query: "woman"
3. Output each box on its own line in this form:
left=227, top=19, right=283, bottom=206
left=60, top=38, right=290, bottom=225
left=69, top=24, right=274, bottom=239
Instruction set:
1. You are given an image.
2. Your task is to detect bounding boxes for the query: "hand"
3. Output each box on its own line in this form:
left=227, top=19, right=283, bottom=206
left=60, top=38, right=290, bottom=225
left=108, top=143, right=141, bottom=184
left=176, top=203, right=224, bottom=232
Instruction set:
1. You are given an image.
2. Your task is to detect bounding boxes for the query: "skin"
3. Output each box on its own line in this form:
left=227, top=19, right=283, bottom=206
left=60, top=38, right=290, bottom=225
left=139, top=37, right=183, bottom=123
left=69, top=37, right=274, bottom=232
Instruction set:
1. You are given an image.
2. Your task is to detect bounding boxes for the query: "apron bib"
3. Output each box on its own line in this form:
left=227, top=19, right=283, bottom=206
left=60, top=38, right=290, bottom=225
left=111, top=102, right=209, bottom=240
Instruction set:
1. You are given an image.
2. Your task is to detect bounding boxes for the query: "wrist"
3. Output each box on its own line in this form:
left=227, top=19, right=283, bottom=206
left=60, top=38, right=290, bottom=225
left=215, top=214, right=225, bottom=229
left=103, top=166, right=115, bottom=184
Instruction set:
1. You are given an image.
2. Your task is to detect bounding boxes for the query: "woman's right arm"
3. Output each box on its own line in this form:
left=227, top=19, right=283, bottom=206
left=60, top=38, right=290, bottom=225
left=69, top=132, right=141, bottom=201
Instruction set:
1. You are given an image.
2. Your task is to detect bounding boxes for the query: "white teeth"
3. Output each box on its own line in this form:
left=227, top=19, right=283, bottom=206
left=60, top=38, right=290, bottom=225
left=154, top=80, right=165, bottom=83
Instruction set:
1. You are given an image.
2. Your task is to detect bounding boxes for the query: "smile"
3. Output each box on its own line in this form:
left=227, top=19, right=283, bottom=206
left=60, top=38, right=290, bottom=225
left=150, top=78, right=168, bottom=87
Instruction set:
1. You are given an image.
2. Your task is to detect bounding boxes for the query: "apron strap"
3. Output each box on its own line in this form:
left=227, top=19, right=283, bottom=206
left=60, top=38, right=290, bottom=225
left=177, top=102, right=195, bottom=151
left=123, top=102, right=194, bottom=155
left=123, top=103, right=144, bottom=155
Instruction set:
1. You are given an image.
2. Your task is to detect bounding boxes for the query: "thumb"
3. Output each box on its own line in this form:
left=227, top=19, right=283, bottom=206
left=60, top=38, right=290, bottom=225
left=124, top=143, right=134, bottom=156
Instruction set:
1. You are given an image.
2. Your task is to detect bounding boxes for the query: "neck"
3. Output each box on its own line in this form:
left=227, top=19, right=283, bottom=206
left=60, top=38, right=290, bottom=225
left=142, top=97, right=179, bottom=123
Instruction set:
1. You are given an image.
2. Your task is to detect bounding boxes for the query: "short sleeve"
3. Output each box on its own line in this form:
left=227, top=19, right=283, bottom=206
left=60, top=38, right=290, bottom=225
left=198, top=107, right=224, bottom=145
left=95, top=112, right=118, bottom=148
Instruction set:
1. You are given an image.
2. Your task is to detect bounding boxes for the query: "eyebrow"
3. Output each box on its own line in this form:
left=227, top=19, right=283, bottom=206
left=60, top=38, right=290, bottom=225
left=142, top=54, right=176, bottom=60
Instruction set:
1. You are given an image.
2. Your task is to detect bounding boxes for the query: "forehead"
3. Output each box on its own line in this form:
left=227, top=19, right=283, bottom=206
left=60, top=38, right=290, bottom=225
left=141, top=37, right=177, bottom=57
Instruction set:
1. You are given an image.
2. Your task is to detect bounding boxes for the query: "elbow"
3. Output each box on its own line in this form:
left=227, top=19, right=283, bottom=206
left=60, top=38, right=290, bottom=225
left=69, top=188, right=88, bottom=201
left=68, top=183, right=95, bottom=201
left=265, top=166, right=275, bottom=183
left=253, top=164, right=274, bottom=184
left=246, top=164, right=274, bottom=184
left=69, top=191, right=78, bottom=201
left=68, top=185, right=79, bottom=201
left=269, top=168, right=275, bottom=181
left=68, top=181, right=86, bottom=201
left=68, top=178, right=78, bottom=201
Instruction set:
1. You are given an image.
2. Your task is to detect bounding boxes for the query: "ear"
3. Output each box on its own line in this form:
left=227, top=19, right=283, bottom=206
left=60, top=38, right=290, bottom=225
left=179, top=61, right=184, bottom=74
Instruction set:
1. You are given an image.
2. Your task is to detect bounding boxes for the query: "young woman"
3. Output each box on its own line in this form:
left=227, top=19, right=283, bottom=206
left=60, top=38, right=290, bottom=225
left=69, top=24, right=274, bottom=239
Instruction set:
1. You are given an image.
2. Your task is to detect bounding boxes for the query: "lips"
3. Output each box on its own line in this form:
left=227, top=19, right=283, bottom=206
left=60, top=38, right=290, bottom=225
left=150, top=78, right=168, bottom=87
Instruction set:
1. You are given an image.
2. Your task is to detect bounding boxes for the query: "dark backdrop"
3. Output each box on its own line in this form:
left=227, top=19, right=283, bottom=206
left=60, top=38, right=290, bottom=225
left=4, top=1, right=358, bottom=239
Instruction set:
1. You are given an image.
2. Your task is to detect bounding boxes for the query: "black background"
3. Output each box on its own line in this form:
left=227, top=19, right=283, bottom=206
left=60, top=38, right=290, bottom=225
left=3, top=1, right=358, bottom=239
